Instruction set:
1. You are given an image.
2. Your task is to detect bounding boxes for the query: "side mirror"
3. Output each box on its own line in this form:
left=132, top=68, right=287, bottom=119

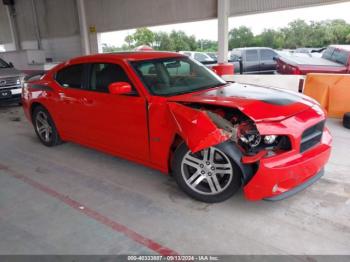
left=108, top=82, right=132, bottom=95
left=8, top=62, right=14, bottom=68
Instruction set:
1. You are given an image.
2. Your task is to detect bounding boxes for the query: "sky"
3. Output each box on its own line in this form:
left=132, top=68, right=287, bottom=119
left=100, top=1, right=350, bottom=47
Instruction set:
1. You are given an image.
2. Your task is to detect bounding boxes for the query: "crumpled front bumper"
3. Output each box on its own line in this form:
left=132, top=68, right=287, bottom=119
left=243, top=127, right=332, bottom=201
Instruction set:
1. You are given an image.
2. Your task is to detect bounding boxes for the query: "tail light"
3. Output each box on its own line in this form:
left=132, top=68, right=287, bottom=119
left=290, top=66, right=302, bottom=75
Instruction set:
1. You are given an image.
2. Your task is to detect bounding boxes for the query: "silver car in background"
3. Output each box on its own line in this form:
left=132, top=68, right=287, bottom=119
left=0, top=58, right=24, bottom=105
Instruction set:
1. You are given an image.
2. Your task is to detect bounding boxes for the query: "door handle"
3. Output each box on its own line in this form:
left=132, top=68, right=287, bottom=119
left=59, top=93, right=74, bottom=104
left=81, top=97, right=94, bottom=105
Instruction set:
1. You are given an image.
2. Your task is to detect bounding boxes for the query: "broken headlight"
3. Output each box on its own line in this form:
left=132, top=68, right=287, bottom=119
left=237, top=121, right=261, bottom=148
left=237, top=121, right=291, bottom=155
left=264, top=135, right=278, bottom=145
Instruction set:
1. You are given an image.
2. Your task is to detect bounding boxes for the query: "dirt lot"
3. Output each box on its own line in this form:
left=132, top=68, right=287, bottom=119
left=0, top=104, right=349, bottom=255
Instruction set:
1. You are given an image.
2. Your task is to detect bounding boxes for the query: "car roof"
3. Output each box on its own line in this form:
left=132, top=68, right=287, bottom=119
left=232, top=47, right=273, bottom=51
left=329, top=45, right=350, bottom=51
left=69, top=51, right=184, bottom=63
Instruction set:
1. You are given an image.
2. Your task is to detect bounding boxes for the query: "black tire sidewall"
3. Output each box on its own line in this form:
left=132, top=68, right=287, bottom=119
left=172, top=143, right=242, bottom=203
left=343, top=112, right=350, bottom=129
left=33, top=106, right=61, bottom=147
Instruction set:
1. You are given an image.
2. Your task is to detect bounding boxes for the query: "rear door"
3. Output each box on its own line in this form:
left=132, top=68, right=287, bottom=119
left=54, top=63, right=89, bottom=138
left=259, top=49, right=278, bottom=74
left=243, top=49, right=260, bottom=74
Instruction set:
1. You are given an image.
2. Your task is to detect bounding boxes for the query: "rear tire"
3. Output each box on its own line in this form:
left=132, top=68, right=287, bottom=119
left=343, top=112, right=350, bottom=129
left=32, top=106, right=62, bottom=147
left=172, top=143, right=242, bottom=203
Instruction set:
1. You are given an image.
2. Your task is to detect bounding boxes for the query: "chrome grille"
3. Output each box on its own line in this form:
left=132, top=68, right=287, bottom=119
left=0, top=77, right=20, bottom=88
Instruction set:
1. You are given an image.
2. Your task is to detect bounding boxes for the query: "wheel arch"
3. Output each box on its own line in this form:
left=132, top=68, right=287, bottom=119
left=215, top=141, right=256, bottom=185
left=169, top=138, right=256, bottom=185
left=167, top=133, right=185, bottom=174
left=30, top=102, right=46, bottom=121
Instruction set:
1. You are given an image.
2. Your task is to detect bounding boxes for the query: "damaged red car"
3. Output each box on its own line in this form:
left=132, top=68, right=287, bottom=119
left=22, top=52, right=332, bottom=203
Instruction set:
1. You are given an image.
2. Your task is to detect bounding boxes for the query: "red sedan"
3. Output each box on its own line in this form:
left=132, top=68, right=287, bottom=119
left=22, top=52, right=332, bottom=203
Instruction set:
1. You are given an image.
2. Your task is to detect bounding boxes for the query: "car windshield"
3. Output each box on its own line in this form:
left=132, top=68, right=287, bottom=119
left=131, top=57, right=226, bottom=96
left=322, top=47, right=349, bottom=65
left=0, top=58, right=10, bottom=68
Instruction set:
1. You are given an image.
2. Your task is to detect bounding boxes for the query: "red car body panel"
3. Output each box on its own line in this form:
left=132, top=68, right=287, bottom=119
left=245, top=107, right=332, bottom=200
left=22, top=52, right=332, bottom=201
left=168, top=102, right=231, bottom=153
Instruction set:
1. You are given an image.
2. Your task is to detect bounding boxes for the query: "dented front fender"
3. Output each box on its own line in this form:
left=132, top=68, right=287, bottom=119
left=168, top=102, right=231, bottom=152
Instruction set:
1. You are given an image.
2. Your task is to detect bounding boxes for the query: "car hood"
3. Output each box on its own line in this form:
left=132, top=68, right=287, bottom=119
left=168, top=83, right=316, bottom=122
left=0, top=67, right=22, bottom=78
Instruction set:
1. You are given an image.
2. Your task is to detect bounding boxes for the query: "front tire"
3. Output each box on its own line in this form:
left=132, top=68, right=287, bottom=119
left=172, top=143, right=242, bottom=203
left=32, top=106, right=62, bottom=147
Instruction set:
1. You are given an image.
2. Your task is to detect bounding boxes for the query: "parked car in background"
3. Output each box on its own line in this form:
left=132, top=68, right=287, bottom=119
left=206, top=52, right=218, bottom=60
left=22, top=52, right=331, bottom=203
left=294, top=47, right=325, bottom=58
left=228, top=47, right=279, bottom=74
left=0, top=58, right=24, bottom=104
left=276, top=45, right=350, bottom=75
left=179, top=51, right=215, bottom=63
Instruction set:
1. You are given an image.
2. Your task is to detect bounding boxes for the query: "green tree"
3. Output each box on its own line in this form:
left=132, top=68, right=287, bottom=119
left=103, top=43, right=134, bottom=53
left=124, top=34, right=134, bottom=48
left=132, top=27, right=155, bottom=46
left=307, top=21, right=329, bottom=47
left=154, top=31, right=173, bottom=50
left=327, top=19, right=350, bottom=44
left=197, top=39, right=218, bottom=51
left=168, top=30, right=197, bottom=51
left=229, top=26, right=255, bottom=49
left=256, top=29, right=283, bottom=49
left=116, top=20, right=350, bottom=53
left=282, top=19, right=312, bottom=48
left=347, top=33, right=350, bottom=44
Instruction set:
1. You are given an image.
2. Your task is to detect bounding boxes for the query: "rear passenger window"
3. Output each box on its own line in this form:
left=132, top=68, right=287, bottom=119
left=56, top=64, right=84, bottom=89
left=89, top=63, right=132, bottom=93
left=246, top=50, right=258, bottom=62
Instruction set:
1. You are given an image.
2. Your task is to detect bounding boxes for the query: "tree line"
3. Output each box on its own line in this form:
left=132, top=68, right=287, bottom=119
left=102, top=19, right=350, bottom=53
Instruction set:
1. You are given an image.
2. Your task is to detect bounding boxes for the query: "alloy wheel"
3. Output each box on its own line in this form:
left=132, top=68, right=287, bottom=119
left=181, top=147, right=233, bottom=195
left=35, top=111, right=53, bottom=143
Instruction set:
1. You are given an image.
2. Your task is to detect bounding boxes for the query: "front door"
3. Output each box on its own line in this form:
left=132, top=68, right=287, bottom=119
left=54, top=62, right=149, bottom=162
left=81, top=62, right=149, bottom=161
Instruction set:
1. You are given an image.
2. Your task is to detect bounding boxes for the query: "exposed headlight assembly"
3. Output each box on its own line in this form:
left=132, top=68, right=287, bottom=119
left=237, top=121, right=261, bottom=148
left=264, top=135, right=278, bottom=145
